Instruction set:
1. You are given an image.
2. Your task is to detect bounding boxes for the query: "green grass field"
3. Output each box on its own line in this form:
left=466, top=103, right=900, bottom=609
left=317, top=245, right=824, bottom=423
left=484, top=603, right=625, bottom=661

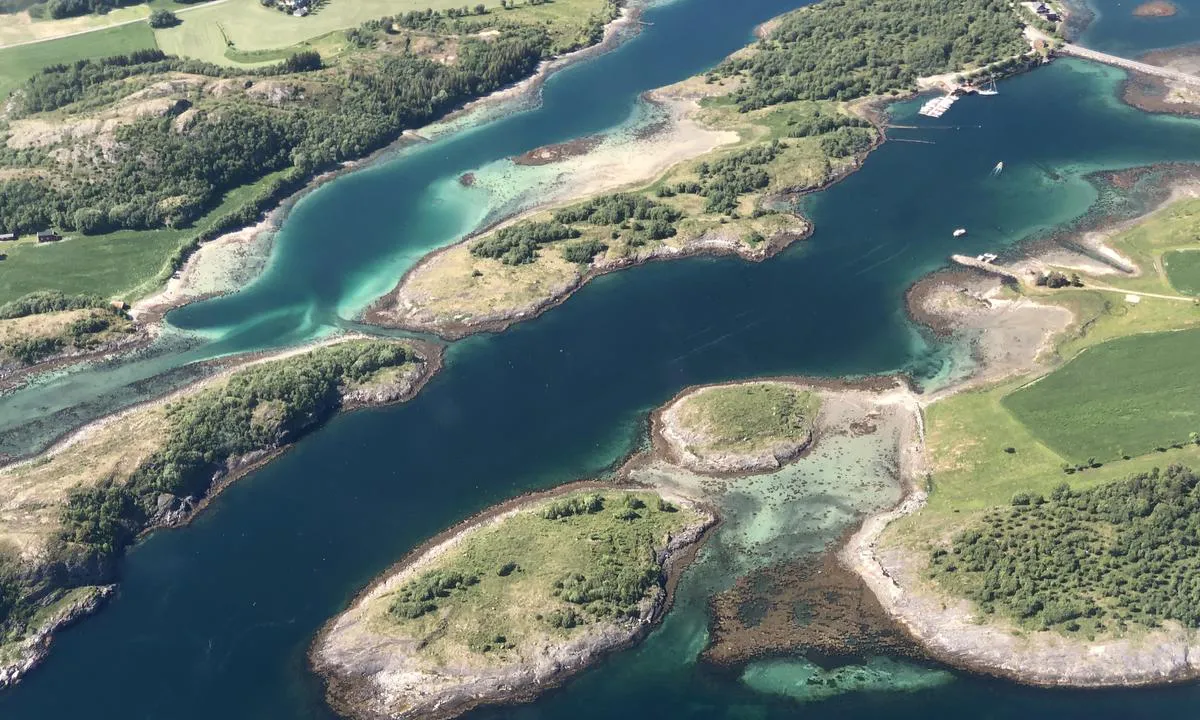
left=0, top=21, right=156, bottom=100
left=674, top=382, right=820, bottom=456
left=1164, top=249, right=1200, bottom=296
left=1003, top=328, right=1200, bottom=463
left=375, top=490, right=699, bottom=661
left=154, top=0, right=588, bottom=65
left=0, top=229, right=188, bottom=304
left=0, top=170, right=287, bottom=305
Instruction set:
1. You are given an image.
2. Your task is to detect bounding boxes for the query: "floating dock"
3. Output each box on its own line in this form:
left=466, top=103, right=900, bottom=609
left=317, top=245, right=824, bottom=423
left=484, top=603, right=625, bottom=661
left=918, top=94, right=959, bottom=118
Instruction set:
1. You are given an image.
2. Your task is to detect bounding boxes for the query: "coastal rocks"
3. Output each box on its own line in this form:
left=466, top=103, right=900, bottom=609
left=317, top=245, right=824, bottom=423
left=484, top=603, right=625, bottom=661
left=1122, top=47, right=1200, bottom=117
left=312, top=490, right=715, bottom=720
left=0, top=585, right=115, bottom=689
left=655, top=381, right=817, bottom=475
left=707, top=550, right=925, bottom=666
left=858, top=535, right=1200, bottom=687
left=511, top=136, right=604, bottom=166
left=1132, top=0, right=1177, bottom=16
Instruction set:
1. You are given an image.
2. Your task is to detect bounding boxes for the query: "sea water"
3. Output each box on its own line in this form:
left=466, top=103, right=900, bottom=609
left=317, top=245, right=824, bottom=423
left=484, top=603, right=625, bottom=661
left=5, top=0, right=1200, bottom=717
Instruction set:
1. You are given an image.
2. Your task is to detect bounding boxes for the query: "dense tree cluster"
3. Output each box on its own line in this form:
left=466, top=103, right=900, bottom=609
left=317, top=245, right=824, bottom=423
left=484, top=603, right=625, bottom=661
left=147, top=8, right=179, bottom=27
left=44, top=0, right=137, bottom=20
left=469, top=221, right=580, bottom=265
left=667, top=142, right=782, bottom=215
left=716, top=0, right=1026, bottom=109
left=549, top=499, right=665, bottom=621
left=560, top=238, right=607, bottom=264
left=0, top=291, right=107, bottom=319
left=541, top=493, right=604, bottom=520
left=553, top=193, right=681, bottom=227
left=1, top=24, right=559, bottom=235
left=818, top=125, right=876, bottom=158
left=783, top=108, right=873, bottom=139
left=388, top=570, right=480, bottom=620
left=931, top=465, right=1200, bottom=632
left=469, top=193, right=690, bottom=266
left=59, top=341, right=414, bottom=558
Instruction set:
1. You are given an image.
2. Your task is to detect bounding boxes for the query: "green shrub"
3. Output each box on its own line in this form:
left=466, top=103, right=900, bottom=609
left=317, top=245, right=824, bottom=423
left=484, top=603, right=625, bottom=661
left=147, top=8, right=179, bottom=27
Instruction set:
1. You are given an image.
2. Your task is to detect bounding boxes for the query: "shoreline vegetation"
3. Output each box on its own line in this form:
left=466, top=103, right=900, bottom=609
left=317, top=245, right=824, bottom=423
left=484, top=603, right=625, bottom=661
left=365, top=0, right=1040, bottom=339
left=0, top=335, right=443, bottom=686
left=0, top=291, right=147, bottom=394
left=313, top=374, right=923, bottom=720
left=0, top=0, right=630, bottom=309
left=313, top=484, right=716, bottom=720
left=843, top=170, right=1200, bottom=687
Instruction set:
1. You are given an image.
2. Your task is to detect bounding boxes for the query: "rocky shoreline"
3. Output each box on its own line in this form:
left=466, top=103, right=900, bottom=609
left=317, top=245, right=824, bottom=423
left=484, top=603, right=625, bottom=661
left=121, top=4, right=645, bottom=337
left=0, top=325, right=151, bottom=395
left=842, top=213, right=1200, bottom=687
left=1121, top=45, right=1200, bottom=118
left=0, top=336, right=443, bottom=688
left=366, top=221, right=806, bottom=340
left=311, top=481, right=716, bottom=720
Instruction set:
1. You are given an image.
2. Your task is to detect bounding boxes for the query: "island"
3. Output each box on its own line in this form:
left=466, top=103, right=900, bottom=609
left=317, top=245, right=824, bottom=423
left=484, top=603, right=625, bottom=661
left=1133, top=0, right=1177, bottom=16
left=656, top=381, right=820, bottom=474
left=365, top=0, right=1039, bottom=338
left=0, top=337, right=440, bottom=686
left=313, top=368, right=930, bottom=718
left=313, top=487, right=715, bottom=720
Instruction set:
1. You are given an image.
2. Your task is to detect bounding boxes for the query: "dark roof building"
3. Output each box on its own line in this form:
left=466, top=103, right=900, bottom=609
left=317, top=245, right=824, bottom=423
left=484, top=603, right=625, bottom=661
left=37, top=230, right=62, bottom=243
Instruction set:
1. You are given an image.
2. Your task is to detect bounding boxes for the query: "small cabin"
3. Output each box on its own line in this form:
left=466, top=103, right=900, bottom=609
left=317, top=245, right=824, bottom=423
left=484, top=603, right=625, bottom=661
left=1045, top=11, right=1061, bottom=21
left=37, top=230, right=62, bottom=243
left=0, top=232, right=15, bottom=242
left=1035, top=3, right=1050, bottom=13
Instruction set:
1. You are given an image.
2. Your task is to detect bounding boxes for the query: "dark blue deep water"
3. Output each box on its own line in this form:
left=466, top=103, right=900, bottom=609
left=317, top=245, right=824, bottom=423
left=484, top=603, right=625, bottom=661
left=4, top=0, right=1200, bottom=718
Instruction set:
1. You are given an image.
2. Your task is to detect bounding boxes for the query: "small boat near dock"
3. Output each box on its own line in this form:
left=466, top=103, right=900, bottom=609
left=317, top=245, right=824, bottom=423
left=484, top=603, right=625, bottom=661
left=953, top=228, right=968, bottom=238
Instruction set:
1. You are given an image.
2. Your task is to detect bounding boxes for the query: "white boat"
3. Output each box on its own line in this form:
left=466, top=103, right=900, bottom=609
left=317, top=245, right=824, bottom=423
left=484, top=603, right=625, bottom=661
left=992, top=161, right=1004, bottom=176
left=976, top=77, right=999, bottom=96
left=953, top=228, right=968, bottom=238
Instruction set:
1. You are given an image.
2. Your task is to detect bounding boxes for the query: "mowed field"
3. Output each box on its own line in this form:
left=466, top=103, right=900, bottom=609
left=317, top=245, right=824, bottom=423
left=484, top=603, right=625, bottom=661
left=154, top=0, right=511, bottom=64
left=0, top=170, right=287, bottom=304
left=0, top=230, right=188, bottom=303
left=0, top=21, right=156, bottom=100
left=1003, top=328, right=1200, bottom=463
left=1164, top=248, right=1200, bottom=296
left=0, top=4, right=149, bottom=47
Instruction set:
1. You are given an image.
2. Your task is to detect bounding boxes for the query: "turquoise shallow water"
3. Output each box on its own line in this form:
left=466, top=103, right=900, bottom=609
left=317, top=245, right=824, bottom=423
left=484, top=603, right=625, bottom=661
left=5, top=1, right=1200, bottom=718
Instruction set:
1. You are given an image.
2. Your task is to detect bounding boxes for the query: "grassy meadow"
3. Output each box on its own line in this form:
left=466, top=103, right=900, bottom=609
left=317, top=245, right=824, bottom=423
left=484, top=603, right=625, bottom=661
left=375, top=490, right=700, bottom=663
left=154, top=0, right=605, bottom=65
left=1164, top=249, right=1200, bottom=296
left=0, top=169, right=287, bottom=305
left=674, top=382, right=820, bottom=456
left=1003, top=328, right=1200, bottom=463
left=0, top=21, right=156, bottom=100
